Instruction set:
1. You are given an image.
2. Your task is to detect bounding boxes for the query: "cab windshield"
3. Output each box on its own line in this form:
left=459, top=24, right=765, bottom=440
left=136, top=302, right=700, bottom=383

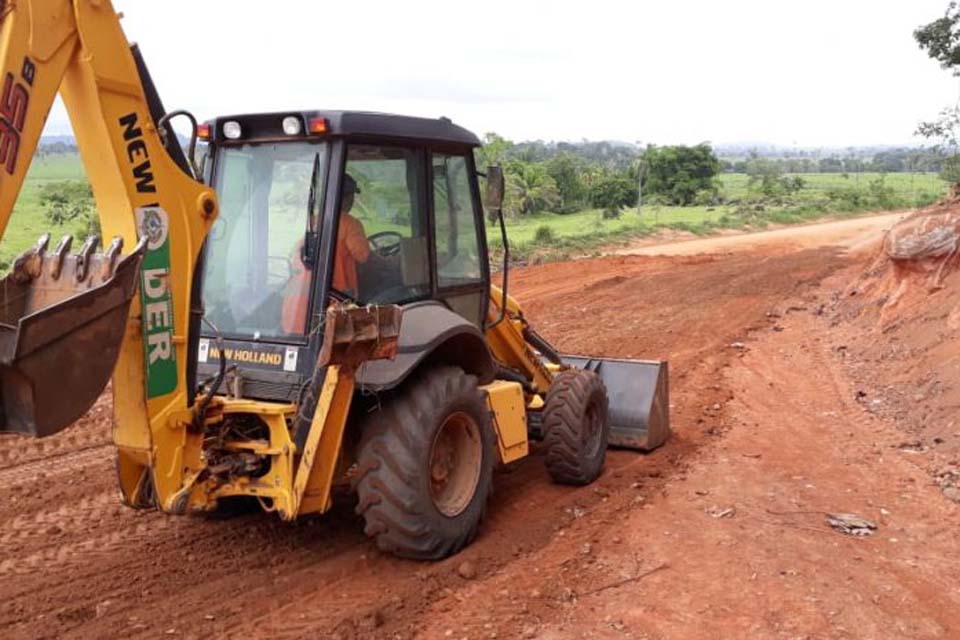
left=202, top=142, right=327, bottom=340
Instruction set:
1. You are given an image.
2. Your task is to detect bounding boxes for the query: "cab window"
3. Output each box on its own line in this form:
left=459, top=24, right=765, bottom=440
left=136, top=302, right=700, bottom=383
left=432, top=153, right=482, bottom=288
left=342, top=144, right=430, bottom=304
left=202, top=142, right=325, bottom=339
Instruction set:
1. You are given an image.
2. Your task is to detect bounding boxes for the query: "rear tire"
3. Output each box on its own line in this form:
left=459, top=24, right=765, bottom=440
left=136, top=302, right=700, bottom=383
left=353, top=366, right=495, bottom=560
left=542, top=369, right=610, bottom=485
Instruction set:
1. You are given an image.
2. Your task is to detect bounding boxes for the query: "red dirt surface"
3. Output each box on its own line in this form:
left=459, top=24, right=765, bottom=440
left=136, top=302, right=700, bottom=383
left=3, top=215, right=960, bottom=639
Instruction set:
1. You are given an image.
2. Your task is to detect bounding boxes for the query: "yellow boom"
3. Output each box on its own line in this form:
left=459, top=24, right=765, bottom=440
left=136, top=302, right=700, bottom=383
left=0, top=0, right=216, bottom=506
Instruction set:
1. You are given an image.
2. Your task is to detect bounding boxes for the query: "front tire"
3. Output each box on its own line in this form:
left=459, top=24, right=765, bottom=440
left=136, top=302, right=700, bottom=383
left=353, top=366, right=495, bottom=560
left=542, top=369, right=610, bottom=485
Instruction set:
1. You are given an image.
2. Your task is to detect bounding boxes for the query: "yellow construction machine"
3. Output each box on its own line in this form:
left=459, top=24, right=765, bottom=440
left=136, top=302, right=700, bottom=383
left=0, top=0, right=669, bottom=558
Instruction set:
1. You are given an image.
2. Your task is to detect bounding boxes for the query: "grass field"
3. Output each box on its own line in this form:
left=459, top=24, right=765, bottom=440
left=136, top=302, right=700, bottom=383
left=719, top=172, right=945, bottom=203
left=495, top=205, right=725, bottom=246
left=1, top=153, right=951, bottom=268
left=2, top=153, right=90, bottom=266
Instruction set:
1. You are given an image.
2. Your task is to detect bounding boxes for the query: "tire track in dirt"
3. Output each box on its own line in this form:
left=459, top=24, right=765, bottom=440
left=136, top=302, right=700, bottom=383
left=0, top=432, right=111, bottom=471
left=0, top=395, right=112, bottom=471
left=1, top=492, right=118, bottom=546
left=0, top=500, right=376, bottom=636
left=0, top=445, right=113, bottom=492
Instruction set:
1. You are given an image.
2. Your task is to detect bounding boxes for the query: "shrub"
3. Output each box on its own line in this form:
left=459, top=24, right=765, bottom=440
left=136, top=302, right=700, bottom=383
left=38, top=180, right=100, bottom=241
left=589, top=174, right=638, bottom=210
left=533, top=224, right=555, bottom=244
left=866, top=175, right=897, bottom=209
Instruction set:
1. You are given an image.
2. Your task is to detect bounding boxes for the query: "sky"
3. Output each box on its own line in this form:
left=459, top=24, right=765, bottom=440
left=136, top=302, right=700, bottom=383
left=40, top=0, right=960, bottom=147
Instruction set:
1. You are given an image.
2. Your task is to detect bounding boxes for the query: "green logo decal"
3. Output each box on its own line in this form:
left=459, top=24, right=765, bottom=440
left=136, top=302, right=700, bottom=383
left=136, top=207, right=177, bottom=398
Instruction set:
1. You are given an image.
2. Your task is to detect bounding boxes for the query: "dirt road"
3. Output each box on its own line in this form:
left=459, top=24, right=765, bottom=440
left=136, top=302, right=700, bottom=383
left=618, top=210, right=908, bottom=257
left=3, top=215, right=960, bottom=639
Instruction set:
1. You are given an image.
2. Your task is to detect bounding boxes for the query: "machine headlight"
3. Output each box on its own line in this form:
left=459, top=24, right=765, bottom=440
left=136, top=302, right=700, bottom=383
left=282, top=116, right=302, bottom=136
left=222, top=121, right=242, bottom=140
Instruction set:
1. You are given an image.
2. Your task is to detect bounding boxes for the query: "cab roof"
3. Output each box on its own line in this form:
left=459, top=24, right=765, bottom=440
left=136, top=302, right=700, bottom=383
left=203, top=110, right=481, bottom=147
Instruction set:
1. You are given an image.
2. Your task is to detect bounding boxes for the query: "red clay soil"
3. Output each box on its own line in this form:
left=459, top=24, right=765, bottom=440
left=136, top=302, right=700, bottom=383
left=3, top=225, right=960, bottom=639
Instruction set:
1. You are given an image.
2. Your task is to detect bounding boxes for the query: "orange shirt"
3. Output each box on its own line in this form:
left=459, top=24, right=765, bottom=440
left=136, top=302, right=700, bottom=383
left=281, top=269, right=310, bottom=335
left=280, top=213, right=369, bottom=335
left=332, top=213, right=370, bottom=294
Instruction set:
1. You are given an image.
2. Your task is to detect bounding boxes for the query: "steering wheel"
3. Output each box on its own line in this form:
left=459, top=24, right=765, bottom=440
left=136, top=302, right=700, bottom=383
left=368, top=231, right=403, bottom=258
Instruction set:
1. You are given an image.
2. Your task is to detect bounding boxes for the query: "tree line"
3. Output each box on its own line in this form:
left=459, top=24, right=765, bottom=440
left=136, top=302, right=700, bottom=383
left=473, top=134, right=949, bottom=218
left=722, top=148, right=947, bottom=175
left=475, top=134, right=723, bottom=217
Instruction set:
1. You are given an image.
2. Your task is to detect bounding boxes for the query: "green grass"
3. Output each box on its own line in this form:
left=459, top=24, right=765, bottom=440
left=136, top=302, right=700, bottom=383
left=25, top=152, right=87, bottom=181
left=1, top=153, right=90, bottom=266
left=494, top=205, right=725, bottom=246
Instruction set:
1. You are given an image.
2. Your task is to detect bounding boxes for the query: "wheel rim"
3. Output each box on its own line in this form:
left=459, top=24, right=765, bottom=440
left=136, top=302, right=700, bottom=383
left=582, top=399, right=604, bottom=459
left=429, top=411, right=483, bottom=517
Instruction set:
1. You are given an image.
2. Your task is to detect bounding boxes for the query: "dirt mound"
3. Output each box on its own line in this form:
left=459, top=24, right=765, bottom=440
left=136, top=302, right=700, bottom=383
left=884, top=201, right=960, bottom=286
left=833, top=200, right=960, bottom=456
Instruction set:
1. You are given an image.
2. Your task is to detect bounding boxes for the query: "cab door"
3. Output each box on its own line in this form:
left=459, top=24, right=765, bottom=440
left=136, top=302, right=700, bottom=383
left=429, top=151, right=489, bottom=327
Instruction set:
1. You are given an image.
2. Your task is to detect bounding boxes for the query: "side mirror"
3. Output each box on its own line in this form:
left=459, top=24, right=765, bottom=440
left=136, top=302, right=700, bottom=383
left=484, top=165, right=505, bottom=215
left=484, top=165, right=510, bottom=330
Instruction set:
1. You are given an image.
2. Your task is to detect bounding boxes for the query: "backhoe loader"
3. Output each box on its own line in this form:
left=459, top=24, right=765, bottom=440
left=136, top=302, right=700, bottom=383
left=0, top=0, right=669, bottom=559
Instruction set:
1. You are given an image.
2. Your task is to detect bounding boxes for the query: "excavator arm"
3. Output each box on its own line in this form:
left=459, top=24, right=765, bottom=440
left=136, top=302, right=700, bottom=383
left=0, top=0, right=217, bottom=506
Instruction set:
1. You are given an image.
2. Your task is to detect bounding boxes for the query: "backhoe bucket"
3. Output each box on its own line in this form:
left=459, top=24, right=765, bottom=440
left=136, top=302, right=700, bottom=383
left=0, top=234, right=147, bottom=438
left=561, top=355, right=669, bottom=451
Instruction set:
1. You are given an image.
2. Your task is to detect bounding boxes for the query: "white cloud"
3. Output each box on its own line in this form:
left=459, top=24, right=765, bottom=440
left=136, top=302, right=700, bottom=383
left=39, top=0, right=960, bottom=146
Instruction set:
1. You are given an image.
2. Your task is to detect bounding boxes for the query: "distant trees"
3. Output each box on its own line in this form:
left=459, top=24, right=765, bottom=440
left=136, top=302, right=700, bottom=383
left=818, top=157, right=844, bottom=173
left=545, top=153, right=587, bottom=212
left=475, top=133, right=640, bottom=217
left=643, top=144, right=721, bottom=206
left=473, top=130, right=936, bottom=220
left=719, top=149, right=942, bottom=176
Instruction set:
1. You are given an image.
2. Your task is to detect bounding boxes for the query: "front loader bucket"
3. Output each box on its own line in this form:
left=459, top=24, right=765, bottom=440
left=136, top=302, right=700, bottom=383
left=561, top=355, right=669, bottom=451
left=0, top=234, right=146, bottom=438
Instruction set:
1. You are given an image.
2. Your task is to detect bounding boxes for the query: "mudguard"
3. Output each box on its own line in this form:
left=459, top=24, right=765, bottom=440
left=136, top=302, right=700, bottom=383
left=356, top=301, right=495, bottom=392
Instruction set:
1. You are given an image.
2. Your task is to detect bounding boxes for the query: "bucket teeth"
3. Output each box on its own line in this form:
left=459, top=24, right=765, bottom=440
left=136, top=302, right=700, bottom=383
left=101, top=236, right=124, bottom=282
left=11, top=234, right=50, bottom=284
left=74, top=236, right=100, bottom=283
left=9, top=234, right=133, bottom=287
left=50, top=235, right=73, bottom=280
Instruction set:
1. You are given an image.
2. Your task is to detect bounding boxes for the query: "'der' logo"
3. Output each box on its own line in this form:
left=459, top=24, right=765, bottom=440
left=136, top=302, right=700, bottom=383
left=135, top=206, right=177, bottom=397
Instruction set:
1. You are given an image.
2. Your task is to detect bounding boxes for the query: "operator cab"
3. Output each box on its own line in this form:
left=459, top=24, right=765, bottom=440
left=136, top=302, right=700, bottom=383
left=196, top=111, right=490, bottom=401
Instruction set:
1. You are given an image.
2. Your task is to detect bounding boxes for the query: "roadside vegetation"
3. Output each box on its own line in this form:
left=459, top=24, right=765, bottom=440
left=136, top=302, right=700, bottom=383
left=1, top=142, right=950, bottom=270
left=474, top=133, right=949, bottom=263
